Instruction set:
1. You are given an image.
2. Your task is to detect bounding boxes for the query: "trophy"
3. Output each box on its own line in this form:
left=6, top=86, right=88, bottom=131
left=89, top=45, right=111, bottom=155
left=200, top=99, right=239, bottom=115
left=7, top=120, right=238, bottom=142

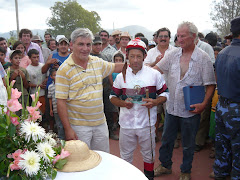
left=125, top=80, right=146, bottom=104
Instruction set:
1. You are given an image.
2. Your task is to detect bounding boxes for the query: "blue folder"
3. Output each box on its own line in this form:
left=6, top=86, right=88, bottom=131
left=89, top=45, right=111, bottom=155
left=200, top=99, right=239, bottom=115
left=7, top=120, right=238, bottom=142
left=183, top=86, right=205, bottom=111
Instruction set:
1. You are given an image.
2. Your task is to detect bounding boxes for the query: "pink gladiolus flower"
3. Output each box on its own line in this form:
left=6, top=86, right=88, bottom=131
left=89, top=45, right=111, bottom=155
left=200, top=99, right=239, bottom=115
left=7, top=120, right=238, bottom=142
left=24, top=118, right=31, bottom=122
left=7, top=99, right=22, bottom=112
left=53, top=149, right=70, bottom=165
left=26, top=106, right=38, bottom=115
left=10, top=160, right=21, bottom=171
left=10, top=117, right=19, bottom=126
left=60, top=149, right=70, bottom=159
left=53, top=154, right=61, bottom=165
left=31, top=110, right=41, bottom=121
left=12, top=149, right=23, bottom=160
left=30, top=92, right=38, bottom=102
left=36, top=101, right=42, bottom=109
left=11, top=80, right=16, bottom=86
left=11, top=88, right=22, bottom=99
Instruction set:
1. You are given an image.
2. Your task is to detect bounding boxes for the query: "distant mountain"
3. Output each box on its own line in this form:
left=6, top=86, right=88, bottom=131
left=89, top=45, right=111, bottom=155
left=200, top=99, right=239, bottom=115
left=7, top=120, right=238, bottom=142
left=107, top=25, right=154, bottom=40
left=0, top=29, right=47, bottom=40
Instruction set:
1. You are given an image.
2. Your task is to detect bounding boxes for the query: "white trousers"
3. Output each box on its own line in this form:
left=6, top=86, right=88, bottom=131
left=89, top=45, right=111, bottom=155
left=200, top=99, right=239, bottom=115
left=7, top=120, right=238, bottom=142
left=119, top=126, right=156, bottom=164
left=71, top=122, right=110, bottom=153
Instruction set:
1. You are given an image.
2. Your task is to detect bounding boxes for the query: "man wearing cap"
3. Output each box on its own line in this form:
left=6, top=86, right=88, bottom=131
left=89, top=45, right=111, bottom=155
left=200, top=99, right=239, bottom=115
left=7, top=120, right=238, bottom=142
left=110, top=38, right=168, bottom=180
left=55, top=28, right=124, bottom=153
left=119, top=32, right=131, bottom=56
left=19, top=29, right=44, bottom=63
left=99, top=30, right=116, bottom=62
left=212, top=16, right=240, bottom=180
left=112, top=30, right=121, bottom=50
left=154, top=22, right=216, bottom=180
left=42, top=37, right=70, bottom=132
left=32, top=35, right=51, bottom=63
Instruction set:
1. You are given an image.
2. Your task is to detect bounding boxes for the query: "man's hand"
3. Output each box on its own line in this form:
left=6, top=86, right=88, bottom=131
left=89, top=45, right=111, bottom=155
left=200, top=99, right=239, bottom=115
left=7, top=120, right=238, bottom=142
left=190, top=103, right=206, bottom=114
left=65, top=127, right=78, bottom=141
left=155, top=54, right=164, bottom=64
left=47, top=58, right=58, bottom=65
left=18, top=70, right=25, bottom=79
left=124, top=99, right=134, bottom=109
left=142, top=98, right=155, bottom=108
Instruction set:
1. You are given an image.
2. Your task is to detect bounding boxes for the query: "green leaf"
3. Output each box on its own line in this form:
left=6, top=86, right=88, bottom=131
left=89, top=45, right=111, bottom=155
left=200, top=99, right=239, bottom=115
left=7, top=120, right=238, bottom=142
left=52, top=169, right=57, bottom=179
left=54, top=159, right=67, bottom=170
left=8, top=123, right=16, bottom=137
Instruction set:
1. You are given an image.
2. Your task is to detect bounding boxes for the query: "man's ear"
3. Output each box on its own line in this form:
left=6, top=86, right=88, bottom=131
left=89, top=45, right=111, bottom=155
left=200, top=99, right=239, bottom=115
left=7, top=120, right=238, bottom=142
left=143, top=53, right=147, bottom=60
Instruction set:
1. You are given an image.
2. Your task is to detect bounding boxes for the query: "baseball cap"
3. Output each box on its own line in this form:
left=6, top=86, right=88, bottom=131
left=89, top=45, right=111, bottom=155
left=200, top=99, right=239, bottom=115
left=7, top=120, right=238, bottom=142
left=58, top=37, right=69, bottom=44
left=93, top=36, right=102, bottom=44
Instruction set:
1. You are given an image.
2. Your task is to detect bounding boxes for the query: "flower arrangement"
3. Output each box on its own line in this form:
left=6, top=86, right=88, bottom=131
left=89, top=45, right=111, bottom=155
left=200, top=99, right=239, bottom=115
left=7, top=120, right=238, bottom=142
left=0, top=70, right=70, bottom=179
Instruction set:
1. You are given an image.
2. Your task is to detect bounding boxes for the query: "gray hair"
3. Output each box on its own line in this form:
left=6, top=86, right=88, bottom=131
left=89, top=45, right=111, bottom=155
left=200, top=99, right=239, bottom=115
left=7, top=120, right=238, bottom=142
left=71, top=28, right=94, bottom=43
left=178, top=21, right=198, bottom=41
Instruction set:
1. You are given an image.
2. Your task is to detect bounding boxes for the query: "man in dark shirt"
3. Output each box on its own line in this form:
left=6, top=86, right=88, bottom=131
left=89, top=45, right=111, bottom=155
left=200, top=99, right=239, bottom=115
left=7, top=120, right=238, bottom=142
left=213, top=16, right=240, bottom=180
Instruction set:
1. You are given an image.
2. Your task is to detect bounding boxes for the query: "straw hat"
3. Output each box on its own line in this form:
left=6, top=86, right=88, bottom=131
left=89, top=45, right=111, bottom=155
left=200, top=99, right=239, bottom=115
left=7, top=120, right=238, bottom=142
left=120, top=32, right=131, bottom=40
left=60, top=140, right=102, bottom=172
left=112, top=30, right=121, bottom=36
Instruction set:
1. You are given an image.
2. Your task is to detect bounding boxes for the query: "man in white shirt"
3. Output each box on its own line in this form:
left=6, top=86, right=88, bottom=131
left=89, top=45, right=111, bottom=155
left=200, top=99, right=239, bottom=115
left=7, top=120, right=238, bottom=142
left=144, top=27, right=177, bottom=67
left=154, top=21, right=216, bottom=180
left=110, top=38, right=168, bottom=180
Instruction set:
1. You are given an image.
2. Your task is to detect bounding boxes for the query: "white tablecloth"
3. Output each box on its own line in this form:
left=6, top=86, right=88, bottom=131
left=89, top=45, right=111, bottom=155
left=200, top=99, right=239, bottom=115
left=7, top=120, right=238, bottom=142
left=56, top=151, right=147, bottom=180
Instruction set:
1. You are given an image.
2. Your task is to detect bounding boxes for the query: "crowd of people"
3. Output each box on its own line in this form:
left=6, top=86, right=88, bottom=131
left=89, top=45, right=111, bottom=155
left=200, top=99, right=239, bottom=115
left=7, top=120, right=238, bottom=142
left=0, top=16, right=239, bottom=180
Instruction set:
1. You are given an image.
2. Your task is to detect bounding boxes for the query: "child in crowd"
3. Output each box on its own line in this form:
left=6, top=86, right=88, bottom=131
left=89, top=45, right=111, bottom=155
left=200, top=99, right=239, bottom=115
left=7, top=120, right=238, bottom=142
left=9, top=50, right=29, bottom=115
left=26, top=49, right=47, bottom=115
left=0, top=47, right=11, bottom=69
left=13, top=41, right=31, bottom=69
left=109, top=51, right=125, bottom=132
left=48, top=68, right=65, bottom=140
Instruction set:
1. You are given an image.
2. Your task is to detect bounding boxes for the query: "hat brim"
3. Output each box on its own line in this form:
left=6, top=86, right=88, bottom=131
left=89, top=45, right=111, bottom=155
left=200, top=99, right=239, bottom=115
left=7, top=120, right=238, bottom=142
left=59, top=150, right=102, bottom=172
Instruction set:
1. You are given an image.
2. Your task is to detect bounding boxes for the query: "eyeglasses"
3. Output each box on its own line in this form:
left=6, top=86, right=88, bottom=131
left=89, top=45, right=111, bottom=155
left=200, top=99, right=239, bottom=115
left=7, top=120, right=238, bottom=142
left=158, top=35, right=169, bottom=38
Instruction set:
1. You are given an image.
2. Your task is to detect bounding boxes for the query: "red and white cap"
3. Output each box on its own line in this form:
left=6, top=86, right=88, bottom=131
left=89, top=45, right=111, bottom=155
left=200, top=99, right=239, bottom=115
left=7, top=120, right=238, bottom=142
left=126, top=38, right=147, bottom=54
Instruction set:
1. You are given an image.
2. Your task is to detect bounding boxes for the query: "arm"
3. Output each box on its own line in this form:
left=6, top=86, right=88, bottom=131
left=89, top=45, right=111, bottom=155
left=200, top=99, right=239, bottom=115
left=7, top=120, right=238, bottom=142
left=142, top=96, right=167, bottom=109
left=49, top=98, right=53, bottom=117
left=41, top=54, right=58, bottom=74
left=147, top=54, right=164, bottom=67
left=57, top=99, right=78, bottom=140
left=190, top=84, right=216, bottom=114
left=110, top=96, right=134, bottom=109
left=114, top=63, right=125, bottom=73
left=109, top=75, right=113, bottom=87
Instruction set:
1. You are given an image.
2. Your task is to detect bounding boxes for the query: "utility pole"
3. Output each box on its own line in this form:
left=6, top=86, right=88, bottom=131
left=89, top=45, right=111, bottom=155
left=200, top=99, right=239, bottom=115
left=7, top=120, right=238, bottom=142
left=15, top=0, right=19, bottom=36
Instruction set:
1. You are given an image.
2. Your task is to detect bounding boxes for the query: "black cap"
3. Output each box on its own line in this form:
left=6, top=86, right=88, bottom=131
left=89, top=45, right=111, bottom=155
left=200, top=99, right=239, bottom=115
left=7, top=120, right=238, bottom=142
left=93, top=36, right=102, bottom=44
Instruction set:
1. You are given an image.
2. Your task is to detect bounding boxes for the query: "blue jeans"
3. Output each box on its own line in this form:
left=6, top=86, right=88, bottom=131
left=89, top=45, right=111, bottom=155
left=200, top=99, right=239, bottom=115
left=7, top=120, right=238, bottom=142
left=159, top=111, right=200, bottom=173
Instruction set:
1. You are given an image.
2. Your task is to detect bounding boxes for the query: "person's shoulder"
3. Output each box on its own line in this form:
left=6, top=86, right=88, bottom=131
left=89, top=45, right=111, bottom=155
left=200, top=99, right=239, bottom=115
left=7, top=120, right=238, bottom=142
left=147, top=46, right=157, bottom=54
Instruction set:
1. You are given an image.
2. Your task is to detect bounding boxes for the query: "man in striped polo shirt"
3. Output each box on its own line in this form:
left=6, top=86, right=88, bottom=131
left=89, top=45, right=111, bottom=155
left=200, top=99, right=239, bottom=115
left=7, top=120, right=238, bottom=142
left=55, top=28, right=124, bottom=153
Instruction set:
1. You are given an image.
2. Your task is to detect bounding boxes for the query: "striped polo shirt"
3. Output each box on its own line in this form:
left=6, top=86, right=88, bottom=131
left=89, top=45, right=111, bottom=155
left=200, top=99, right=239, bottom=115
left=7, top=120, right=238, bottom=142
left=55, top=54, right=115, bottom=126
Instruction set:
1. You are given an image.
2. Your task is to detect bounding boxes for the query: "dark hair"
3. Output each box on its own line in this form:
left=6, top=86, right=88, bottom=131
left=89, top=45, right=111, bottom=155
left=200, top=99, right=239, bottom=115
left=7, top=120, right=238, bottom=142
left=140, top=37, right=148, bottom=47
left=157, top=27, right=171, bottom=38
left=113, top=52, right=124, bottom=62
left=19, top=29, right=32, bottom=39
left=0, top=37, right=6, bottom=42
left=44, top=32, right=52, bottom=38
left=0, top=47, right=6, bottom=54
left=135, top=33, right=145, bottom=38
left=27, top=49, right=39, bottom=58
left=10, top=50, right=22, bottom=60
left=205, top=32, right=217, bottom=47
left=198, top=32, right=204, bottom=39
left=13, top=41, right=26, bottom=50
left=50, top=67, right=58, bottom=76
left=47, top=39, right=57, bottom=48
left=213, top=46, right=222, bottom=52
left=99, top=30, right=109, bottom=38
left=232, top=31, right=240, bottom=38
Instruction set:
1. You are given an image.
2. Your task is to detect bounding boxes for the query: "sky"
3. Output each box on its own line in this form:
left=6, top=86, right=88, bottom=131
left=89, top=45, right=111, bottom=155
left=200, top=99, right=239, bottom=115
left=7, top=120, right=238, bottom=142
left=0, top=0, right=216, bottom=35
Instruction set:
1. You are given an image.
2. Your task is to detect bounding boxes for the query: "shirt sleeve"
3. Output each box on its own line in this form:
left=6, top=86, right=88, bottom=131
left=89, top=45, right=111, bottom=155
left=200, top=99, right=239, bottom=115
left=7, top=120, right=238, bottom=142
left=55, top=65, right=70, bottom=99
left=48, top=85, right=52, bottom=98
left=156, top=71, right=169, bottom=99
left=0, top=63, right=6, bottom=78
left=101, top=59, right=115, bottom=79
left=201, top=54, right=216, bottom=86
left=156, top=50, right=171, bottom=74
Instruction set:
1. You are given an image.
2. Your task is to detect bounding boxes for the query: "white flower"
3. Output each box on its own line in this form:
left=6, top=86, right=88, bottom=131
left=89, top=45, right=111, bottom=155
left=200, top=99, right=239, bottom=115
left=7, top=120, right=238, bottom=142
left=45, top=133, right=57, bottom=146
left=18, top=151, right=40, bottom=176
left=37, top=142, right=55, bottom=162
left=20, top=121, right=45, bottom=142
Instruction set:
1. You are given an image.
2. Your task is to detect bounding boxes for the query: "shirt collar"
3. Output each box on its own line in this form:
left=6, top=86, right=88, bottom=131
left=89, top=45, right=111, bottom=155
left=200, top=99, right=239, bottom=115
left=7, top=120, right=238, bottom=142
left=66, top=53, right=92, bottom=67
left=177, top=46, right=198, bottom=61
